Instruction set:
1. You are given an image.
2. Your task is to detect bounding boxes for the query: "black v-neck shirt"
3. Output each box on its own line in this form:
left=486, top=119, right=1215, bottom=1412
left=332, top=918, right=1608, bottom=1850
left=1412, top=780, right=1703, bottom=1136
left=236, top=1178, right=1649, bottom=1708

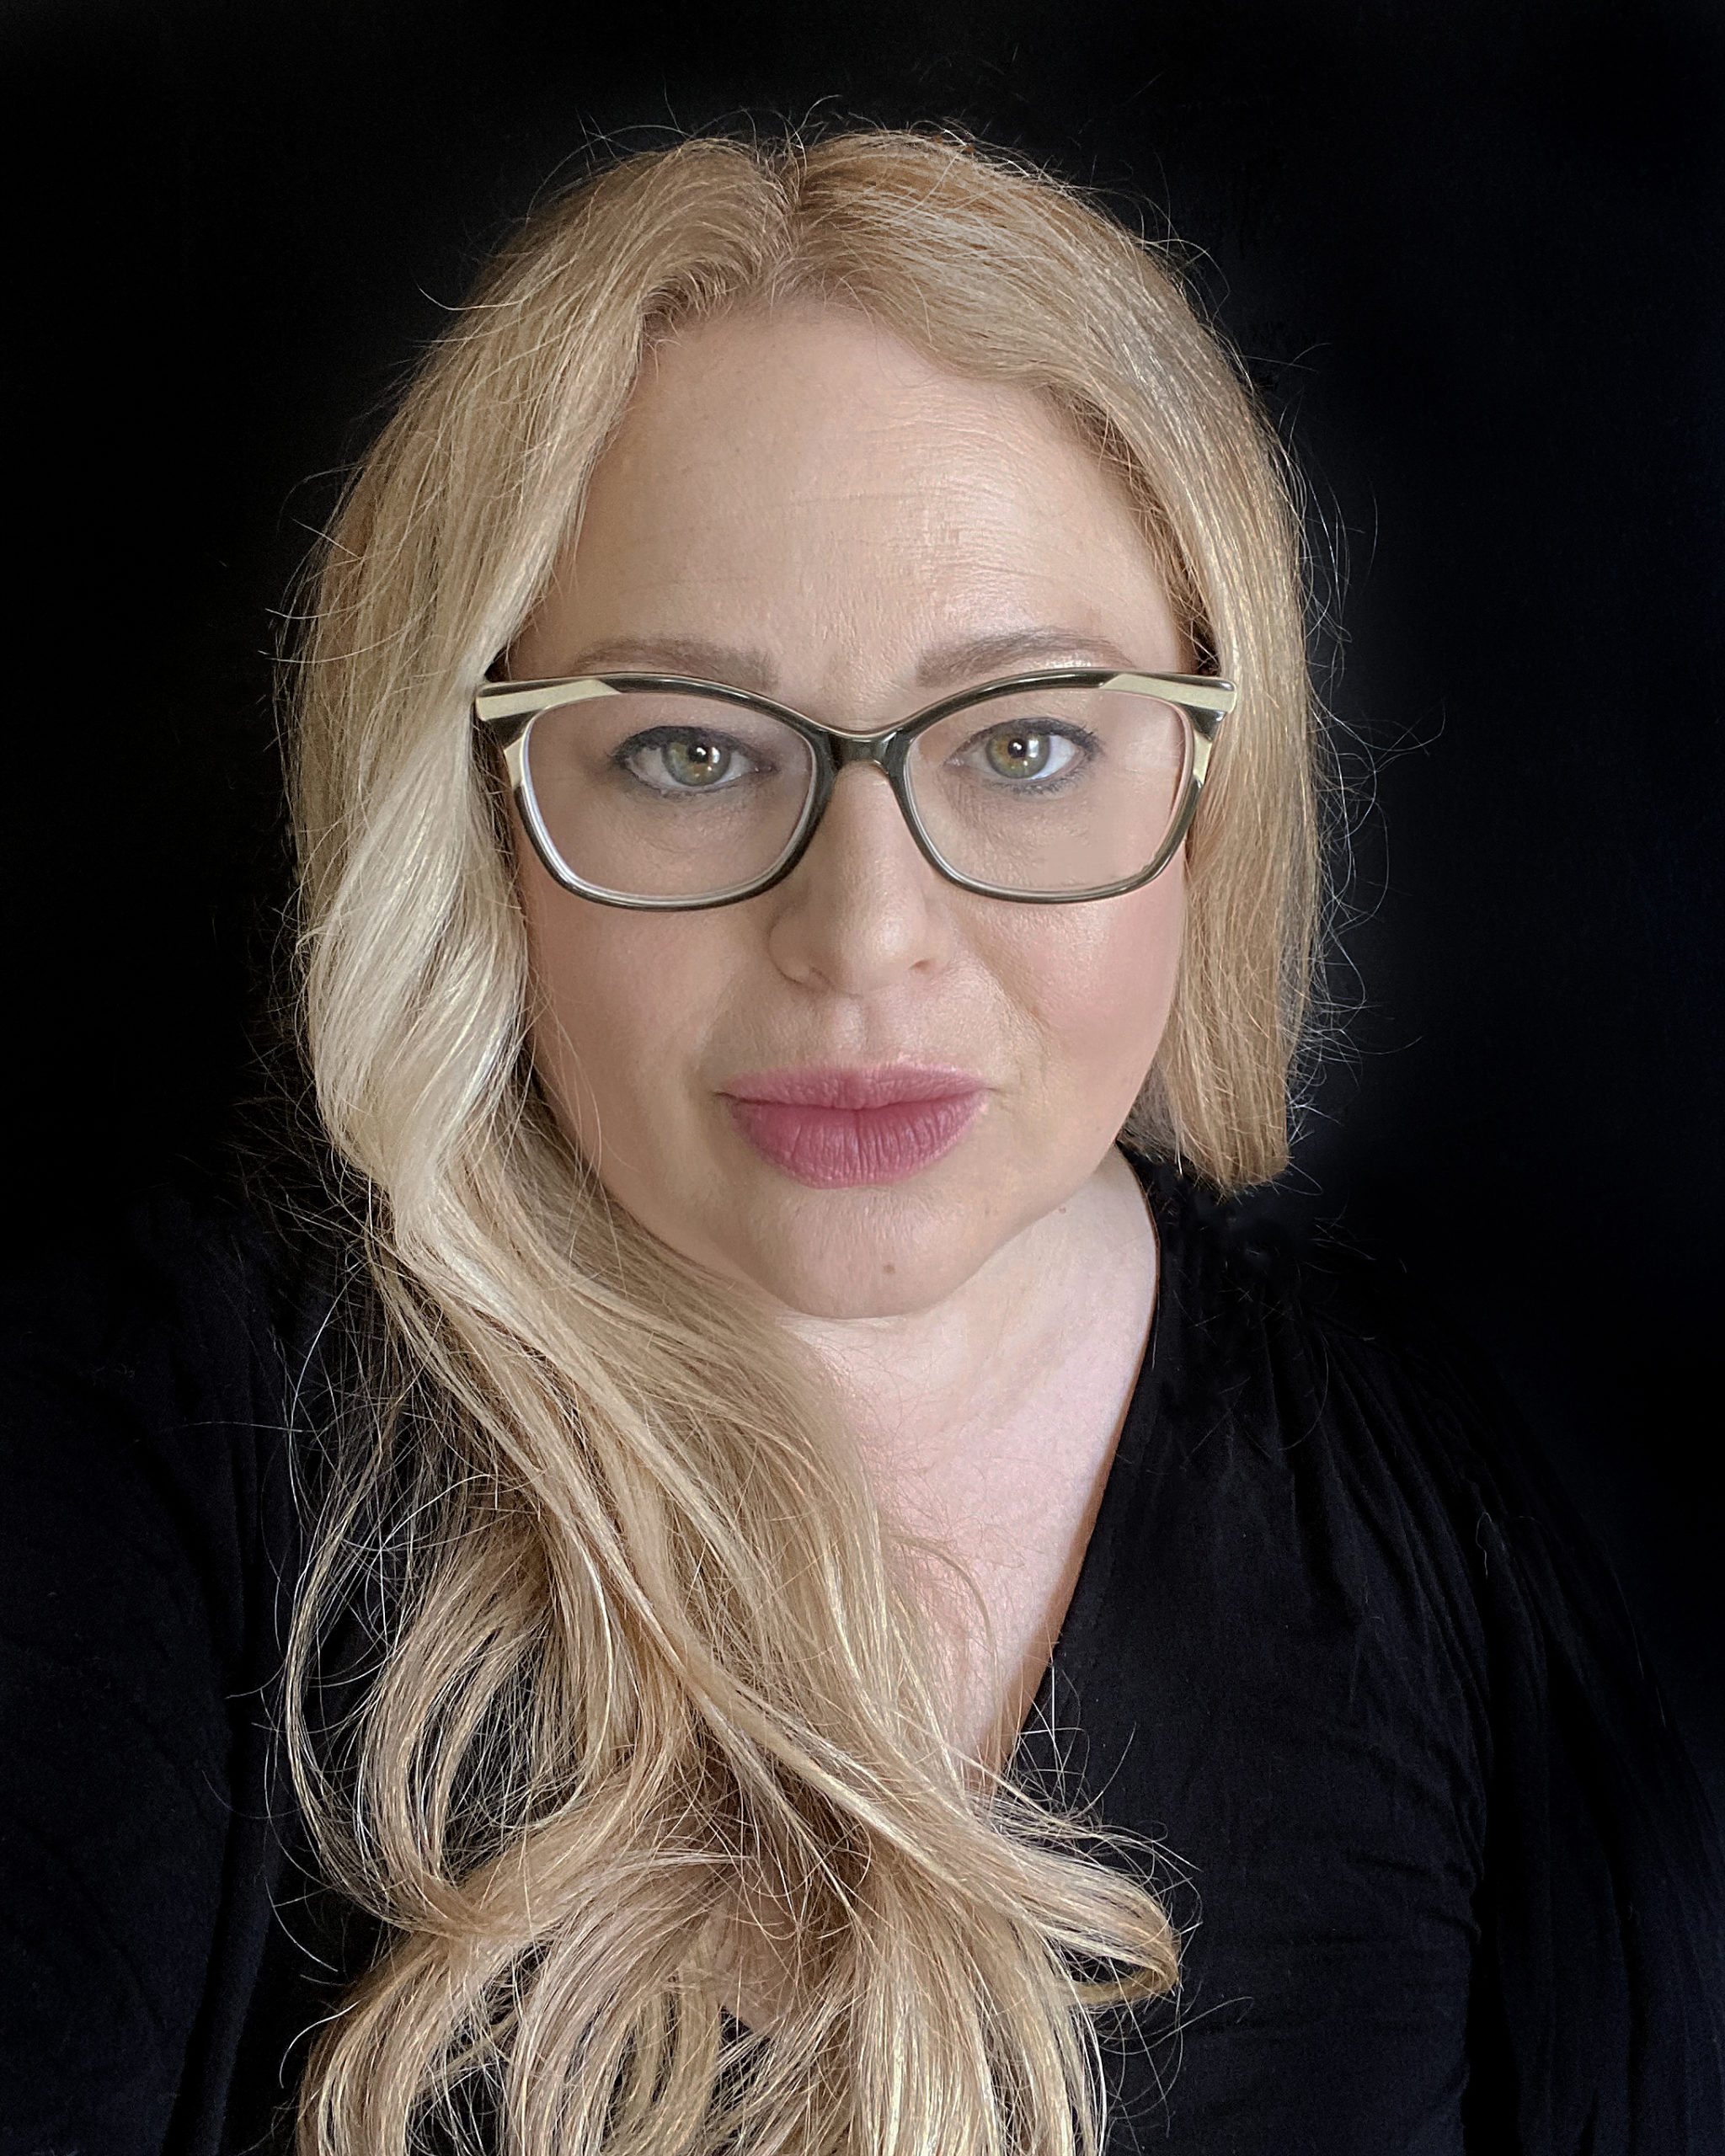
left=2, top=1159, right=1721, bottom=2155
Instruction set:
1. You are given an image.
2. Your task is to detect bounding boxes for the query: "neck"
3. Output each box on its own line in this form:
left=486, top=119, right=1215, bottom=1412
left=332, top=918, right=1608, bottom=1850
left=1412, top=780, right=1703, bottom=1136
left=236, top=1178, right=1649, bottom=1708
left=781, top=1142, right=1157, bottom=1768
left=783, top=1145, right=1156, bottom=1511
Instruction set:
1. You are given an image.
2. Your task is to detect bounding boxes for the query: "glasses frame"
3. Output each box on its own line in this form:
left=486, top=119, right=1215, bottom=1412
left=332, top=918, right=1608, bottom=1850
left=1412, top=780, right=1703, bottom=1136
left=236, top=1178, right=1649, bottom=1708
left=473, top=665, right=1236, bottom=910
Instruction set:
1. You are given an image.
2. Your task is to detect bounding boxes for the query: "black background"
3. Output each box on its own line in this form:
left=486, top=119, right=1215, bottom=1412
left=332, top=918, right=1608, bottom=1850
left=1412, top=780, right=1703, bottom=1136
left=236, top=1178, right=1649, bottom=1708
left=3, top=0, right=1721, bottom=1815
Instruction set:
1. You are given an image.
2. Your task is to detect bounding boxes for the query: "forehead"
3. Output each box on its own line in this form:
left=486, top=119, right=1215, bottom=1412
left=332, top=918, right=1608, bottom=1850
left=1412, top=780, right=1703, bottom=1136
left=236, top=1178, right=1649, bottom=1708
left=519, top=306, right=1179, bottom=702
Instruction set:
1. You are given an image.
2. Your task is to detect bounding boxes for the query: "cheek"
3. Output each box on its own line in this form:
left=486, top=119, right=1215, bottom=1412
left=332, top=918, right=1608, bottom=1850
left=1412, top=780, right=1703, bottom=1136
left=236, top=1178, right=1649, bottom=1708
left=520, top=869, right=724, bottom=1148
left=993, top=866, right=1185, bottom=1110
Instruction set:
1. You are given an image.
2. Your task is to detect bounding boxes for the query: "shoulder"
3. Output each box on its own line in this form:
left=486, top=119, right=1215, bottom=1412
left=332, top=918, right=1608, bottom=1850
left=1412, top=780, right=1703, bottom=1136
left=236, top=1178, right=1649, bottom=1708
left=0, top=1164, right=345, bottom=1663
left=1133, top=1155, right=1725, bottom=2142
left=1134, top=1153, right=1670, bottom=1676
left=0, top=1166, right=354, bottom=2149
left=2, top=1162, right=329, bottom=1362
left=1112, top=1157, right=1533, bottom=1774
left=1130, top=1149, right=1718, bottom=1844
left=1139, top=1154, right=1567, bottom=1534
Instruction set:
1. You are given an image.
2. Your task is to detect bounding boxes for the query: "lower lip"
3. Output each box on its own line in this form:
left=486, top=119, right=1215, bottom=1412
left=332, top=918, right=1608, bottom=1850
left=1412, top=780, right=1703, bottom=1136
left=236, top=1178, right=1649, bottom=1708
left=725, top=1091, right=985, bottom=1187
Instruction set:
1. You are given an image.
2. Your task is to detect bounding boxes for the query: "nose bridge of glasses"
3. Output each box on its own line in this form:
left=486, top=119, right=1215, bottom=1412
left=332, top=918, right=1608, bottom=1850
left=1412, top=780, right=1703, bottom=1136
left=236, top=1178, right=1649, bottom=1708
left=792, top=750, right=936, bottom=910
left=826, top=725, right=901, bottom=771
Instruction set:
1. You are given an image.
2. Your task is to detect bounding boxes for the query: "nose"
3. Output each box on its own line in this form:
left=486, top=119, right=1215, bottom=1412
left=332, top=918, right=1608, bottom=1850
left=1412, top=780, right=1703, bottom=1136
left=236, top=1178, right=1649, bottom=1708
left=763, top=764, right=954, bottom=994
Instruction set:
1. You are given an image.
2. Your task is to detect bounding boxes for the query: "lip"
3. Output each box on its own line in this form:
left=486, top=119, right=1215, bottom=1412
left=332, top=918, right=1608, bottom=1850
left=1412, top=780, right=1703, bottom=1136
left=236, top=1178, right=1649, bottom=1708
left=719, top=1064, right=986, bottom=1187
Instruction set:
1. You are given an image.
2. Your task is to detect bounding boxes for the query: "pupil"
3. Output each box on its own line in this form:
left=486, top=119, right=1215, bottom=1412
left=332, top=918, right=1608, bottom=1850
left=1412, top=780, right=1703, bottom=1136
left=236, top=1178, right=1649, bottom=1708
left=988, top=728, right=1049, bottom=777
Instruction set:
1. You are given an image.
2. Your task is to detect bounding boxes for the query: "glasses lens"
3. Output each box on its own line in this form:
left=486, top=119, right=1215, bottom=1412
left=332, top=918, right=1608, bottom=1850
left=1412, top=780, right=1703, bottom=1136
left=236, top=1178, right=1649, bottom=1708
left=521, top=690, right=818, bottom=901
left=905, top=685, right=1193, bottom=896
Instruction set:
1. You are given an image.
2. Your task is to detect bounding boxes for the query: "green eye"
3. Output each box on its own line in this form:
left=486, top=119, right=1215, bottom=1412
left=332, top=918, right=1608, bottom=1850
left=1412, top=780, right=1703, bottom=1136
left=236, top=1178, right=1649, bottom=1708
left=660, top=735, right=733, bottom=787
left=612, top=720, right=777, bottom=798
left=980, top=726, right=1085, bottom=782
left=986, top=728, right=1049, bottom=778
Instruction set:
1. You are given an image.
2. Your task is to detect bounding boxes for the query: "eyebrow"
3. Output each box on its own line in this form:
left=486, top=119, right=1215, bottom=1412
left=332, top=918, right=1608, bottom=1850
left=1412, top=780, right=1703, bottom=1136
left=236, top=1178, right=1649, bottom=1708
left=553, top=634, right=782, bottom=692
left=548, top=626, right=1142, bottom=700
left=912, top=627, right=1140, bottom=689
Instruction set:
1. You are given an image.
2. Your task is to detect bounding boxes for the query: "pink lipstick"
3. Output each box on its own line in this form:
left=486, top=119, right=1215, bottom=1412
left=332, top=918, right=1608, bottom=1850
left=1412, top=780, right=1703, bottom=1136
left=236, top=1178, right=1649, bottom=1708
left=721, top=1065, right=985, bottom=1188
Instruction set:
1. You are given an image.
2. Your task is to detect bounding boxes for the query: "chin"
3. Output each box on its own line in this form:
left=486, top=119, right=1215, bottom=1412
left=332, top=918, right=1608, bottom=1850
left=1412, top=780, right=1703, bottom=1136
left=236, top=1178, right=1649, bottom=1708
left=724, top=1183, right=1010, bottom=1321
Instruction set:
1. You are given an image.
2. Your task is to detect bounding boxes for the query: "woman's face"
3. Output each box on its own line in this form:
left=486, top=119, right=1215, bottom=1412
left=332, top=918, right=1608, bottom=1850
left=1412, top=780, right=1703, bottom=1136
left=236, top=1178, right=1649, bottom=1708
left=510, top=307, right=1188, bottom=1321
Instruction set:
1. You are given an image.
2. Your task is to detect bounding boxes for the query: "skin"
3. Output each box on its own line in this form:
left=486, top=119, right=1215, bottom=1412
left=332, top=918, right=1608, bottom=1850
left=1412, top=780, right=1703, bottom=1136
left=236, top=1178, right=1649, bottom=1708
left=510, top=306, right=1187, bottom=1764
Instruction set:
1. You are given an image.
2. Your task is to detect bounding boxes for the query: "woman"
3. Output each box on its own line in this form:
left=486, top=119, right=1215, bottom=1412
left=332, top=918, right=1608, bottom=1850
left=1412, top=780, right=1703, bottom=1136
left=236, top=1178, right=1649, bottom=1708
left=2, top=130, right=1719, bottom=2156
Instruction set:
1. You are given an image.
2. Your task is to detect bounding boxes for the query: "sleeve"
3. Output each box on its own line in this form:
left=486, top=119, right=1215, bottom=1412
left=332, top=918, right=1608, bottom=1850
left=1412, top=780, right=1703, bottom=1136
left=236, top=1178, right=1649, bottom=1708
left=1355, top=1299, right=1725, bottom=2156
left=0, top=1193, right=298, bottom=2156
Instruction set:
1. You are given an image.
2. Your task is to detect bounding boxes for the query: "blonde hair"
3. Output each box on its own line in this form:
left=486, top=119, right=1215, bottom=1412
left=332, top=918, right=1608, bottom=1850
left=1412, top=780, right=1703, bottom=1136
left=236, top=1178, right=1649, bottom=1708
left=287, top=130, right=1317, bottom=2155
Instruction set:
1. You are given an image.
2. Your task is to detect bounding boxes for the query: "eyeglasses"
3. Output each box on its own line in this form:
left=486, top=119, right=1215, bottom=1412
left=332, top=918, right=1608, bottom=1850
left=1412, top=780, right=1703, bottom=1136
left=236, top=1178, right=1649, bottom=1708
left=473, top=666, right=1235, bottom=910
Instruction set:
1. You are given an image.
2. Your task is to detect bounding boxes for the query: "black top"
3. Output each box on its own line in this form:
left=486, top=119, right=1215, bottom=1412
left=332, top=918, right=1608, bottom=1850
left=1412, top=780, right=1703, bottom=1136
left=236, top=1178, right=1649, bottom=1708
left=2, top=1159, right=1721, bottom=2155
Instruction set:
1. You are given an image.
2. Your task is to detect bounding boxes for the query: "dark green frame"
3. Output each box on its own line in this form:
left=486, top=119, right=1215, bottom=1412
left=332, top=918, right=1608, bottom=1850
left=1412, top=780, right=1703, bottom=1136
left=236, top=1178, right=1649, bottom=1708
left=473, top=666, right=1236, bottom=910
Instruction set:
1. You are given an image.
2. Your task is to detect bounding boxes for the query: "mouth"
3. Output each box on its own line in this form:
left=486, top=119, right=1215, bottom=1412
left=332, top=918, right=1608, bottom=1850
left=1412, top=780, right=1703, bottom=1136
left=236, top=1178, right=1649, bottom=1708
left=718, top=1064, right=987, bottom=1188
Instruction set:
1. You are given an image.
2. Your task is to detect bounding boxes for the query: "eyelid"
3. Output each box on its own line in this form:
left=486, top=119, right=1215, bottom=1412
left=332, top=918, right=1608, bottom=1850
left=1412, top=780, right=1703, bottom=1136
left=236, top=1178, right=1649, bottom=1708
left=613, top=721, right=755, bottom=748
left=948, top=714, right=1103, bottom=749
left=611, top=723, right=762, bottom=766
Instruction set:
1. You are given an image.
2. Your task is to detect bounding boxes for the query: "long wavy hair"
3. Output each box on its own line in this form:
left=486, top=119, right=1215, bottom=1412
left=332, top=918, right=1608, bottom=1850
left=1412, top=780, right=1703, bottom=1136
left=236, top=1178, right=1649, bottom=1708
left=286, top=128, right=1317, bottom=2155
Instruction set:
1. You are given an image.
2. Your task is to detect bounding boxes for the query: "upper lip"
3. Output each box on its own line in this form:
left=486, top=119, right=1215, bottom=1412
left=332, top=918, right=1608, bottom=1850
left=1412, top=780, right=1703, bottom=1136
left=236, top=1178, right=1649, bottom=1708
left=719, top=1064, right=985, bottom=1109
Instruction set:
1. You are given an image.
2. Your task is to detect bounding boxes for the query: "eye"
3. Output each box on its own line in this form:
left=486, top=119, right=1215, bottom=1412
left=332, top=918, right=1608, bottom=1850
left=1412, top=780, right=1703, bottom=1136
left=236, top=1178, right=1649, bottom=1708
left=972, top=723, right=1087, bottom=784
left=616, top=727, right=758, bottom=792
left=658, top=735, right=733, bottom=787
